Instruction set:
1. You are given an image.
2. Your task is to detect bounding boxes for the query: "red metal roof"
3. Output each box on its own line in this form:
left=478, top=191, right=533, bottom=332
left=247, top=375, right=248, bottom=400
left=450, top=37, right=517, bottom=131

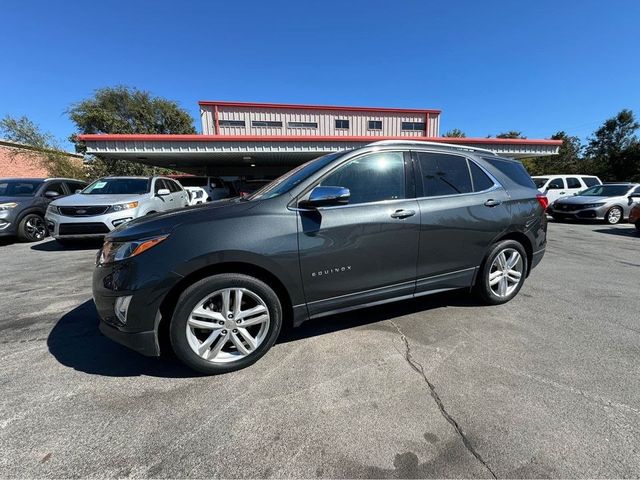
left=78, top=134, right=561, bottom=146
left=198, top=100, right=441, bottom=115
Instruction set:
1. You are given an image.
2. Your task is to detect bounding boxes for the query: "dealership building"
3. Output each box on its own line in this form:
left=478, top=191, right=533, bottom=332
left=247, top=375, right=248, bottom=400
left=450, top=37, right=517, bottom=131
left=79, top=101, right=561, bottom=177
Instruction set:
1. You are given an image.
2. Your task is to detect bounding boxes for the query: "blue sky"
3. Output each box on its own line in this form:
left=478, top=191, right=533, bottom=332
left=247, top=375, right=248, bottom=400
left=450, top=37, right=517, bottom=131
left=2, top=0, right=639, bottom=150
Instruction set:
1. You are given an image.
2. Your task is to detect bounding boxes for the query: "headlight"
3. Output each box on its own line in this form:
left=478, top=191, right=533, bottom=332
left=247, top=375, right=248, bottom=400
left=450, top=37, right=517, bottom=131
left=98, top=235, right=168, bottom=265
left=582, top=203, right=605, bottom=209
left=108, top=201, right=139, bottom=213
left=0, top=202, right=18, bottom=211
left=46, top=204, right=58, bottom=214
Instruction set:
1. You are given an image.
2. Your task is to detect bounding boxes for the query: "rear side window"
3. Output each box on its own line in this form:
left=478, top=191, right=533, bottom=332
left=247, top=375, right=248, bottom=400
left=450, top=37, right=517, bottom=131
left=417, top=153, right=472, bottom=196
left=319, top=151, right=405, bottom=205
left=582, top=177, right=600, bottom=187
left=469, top=161, right=495, bottom=192
left=484, top=157, right=536, bottom=188
left=566, top=177, right=581, bottom=189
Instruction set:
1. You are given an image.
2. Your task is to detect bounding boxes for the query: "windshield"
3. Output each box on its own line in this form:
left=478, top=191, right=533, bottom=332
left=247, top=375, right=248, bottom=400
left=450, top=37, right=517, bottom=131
left=249, top=152, right=345, bottom=201
left=533, top=177, right=549, bottom=188
left=82, top=178, right=150, bottom=195
left=578, top=185, right=631, bottom=197
left=0, top=180, right=43, bottom=197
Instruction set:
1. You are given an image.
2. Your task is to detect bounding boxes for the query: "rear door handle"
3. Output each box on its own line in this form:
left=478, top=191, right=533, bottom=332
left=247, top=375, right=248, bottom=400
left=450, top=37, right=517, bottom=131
left=484, top=199, right=501, bottom=207
left=390, top=209, right=416, bottom=219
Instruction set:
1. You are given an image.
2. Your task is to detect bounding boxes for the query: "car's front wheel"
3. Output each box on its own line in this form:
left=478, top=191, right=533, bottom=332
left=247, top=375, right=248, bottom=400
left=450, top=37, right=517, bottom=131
left=476, top=240, right=528, bottom=305
left=605, top=206, right=623, bottom=225
left=17, top=213, right=47, bottom=242
left=170, top=273, right=282, bottom=374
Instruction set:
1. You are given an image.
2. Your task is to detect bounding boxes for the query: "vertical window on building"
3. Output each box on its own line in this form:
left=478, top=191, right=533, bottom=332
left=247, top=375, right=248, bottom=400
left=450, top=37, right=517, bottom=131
left=401, top=122, right=426, bottom=131
left=335, top=119, right=350, bottom=129
left=368, top=120, right=383, bottom=130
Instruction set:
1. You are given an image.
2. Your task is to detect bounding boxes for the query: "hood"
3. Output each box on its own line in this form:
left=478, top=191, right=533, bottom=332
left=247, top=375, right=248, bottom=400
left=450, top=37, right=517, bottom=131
left=555, top=195, right=612, bottom=205
left=51, top=193, right=146, bottom=207
left=0, top=196, right=33, bottom=205
left=107, top=197, right=256, bottom=241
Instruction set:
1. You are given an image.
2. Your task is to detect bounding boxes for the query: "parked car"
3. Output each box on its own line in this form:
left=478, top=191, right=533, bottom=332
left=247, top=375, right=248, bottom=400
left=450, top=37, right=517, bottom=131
left=629, top=201, right=640, bottom=232
left=0, top=177, right=87, bottom=242
left=532, top=175, right=602, bottom=204
left=45, top=176, right=189, bottom=242
left=170, top=176, right=232, bottom=203
left=237, top=179, right=272, bottom=197
left=547, top=183, right=640, bottom=224
left=93, top=140, right=547, bottom=374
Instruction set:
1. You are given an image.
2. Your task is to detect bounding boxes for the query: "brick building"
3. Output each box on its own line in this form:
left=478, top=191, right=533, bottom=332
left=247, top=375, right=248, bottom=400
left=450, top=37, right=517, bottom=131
left=0, top=140, right=84, bottom=178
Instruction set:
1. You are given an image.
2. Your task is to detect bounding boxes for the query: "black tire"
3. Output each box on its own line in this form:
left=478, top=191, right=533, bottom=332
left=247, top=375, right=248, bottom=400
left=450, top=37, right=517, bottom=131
left=476, top=240, right=528, bottom=305
left=605, top=206, right=623, bottom=225
left=17, top=213, right=47, bottom=242
left=170, top=273, right=282, bottom=374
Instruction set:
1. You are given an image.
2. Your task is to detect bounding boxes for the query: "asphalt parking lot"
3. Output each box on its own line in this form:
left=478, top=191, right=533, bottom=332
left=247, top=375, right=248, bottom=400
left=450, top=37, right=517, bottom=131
left=1, top=221, right=639, bottom=478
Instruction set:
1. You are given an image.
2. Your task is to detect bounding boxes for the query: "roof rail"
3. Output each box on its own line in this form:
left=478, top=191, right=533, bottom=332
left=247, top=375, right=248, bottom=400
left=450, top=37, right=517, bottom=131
left=366, top=139, right=498, bottom=156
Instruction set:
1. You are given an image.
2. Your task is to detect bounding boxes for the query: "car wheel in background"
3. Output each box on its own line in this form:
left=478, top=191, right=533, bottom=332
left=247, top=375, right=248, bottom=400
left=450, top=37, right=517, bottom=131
left=170, top=273, right=282, bottom=374
left=17, top=214, right=47, bottom=242
left=605, top=206, right=623, bottom=225
left=476, top=240, right=528, bottom=305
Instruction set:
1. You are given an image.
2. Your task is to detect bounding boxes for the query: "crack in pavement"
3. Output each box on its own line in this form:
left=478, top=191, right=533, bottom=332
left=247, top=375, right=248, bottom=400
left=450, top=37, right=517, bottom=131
left=389, top=320, right=498, bottom=479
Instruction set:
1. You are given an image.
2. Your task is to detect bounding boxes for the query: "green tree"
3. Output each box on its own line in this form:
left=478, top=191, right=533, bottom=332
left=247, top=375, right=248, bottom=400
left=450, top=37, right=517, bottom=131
left=0, top=115, right=87, bottom=179
left=68, top=86, right=196, bottom=176
left=496, top=131, right=526, bottom=139
left=522, top=131, right=585, bottom=176
left=585, top=109, right=639, bottom=181
left=443, top=128, right=466, bottom=138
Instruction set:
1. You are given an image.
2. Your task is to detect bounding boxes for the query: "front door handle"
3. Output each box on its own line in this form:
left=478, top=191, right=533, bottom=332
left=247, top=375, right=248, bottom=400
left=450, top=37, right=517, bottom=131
left=390, top=209, right=416, bottom=219
left=484, top=199, right=502, bottom=207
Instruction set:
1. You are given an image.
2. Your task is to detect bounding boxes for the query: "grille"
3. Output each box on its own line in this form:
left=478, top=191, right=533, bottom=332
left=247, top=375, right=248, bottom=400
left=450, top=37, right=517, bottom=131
left=556, top=204, right=581, bottom=212
left=59, top=223, right=110, bottom=235
left=58, top=206, right=109, bottom=217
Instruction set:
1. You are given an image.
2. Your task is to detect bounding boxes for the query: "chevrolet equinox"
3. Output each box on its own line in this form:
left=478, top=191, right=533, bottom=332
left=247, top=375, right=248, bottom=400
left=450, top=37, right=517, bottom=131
left=93, top=141, right=548, bottom=374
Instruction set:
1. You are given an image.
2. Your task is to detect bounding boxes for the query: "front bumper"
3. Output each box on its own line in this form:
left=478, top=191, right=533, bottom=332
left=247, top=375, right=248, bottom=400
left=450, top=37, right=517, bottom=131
left=0, top=210, right=17, bottom=237
left=548, top=204, right=607, bottom=220
left=46, top=208, right=139, bottom=239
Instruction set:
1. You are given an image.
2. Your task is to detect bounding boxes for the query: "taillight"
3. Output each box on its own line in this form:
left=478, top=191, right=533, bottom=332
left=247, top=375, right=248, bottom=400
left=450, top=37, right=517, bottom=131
left=536, top=194, right=549, bottom=210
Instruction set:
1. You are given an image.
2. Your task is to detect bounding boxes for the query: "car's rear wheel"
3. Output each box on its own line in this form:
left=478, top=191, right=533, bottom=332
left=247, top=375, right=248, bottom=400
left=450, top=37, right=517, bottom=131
left=17, top=214, right=47, bottom=242
left=605, top=206, right=623, bottom=225
left=170, top=273, right=282, bottom=374
left=476, top=240, right=528, bottom=305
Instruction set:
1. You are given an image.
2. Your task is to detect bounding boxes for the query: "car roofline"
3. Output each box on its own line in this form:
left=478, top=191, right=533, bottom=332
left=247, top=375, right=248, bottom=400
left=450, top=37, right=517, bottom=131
left=366, top=139, right=499, bottom=156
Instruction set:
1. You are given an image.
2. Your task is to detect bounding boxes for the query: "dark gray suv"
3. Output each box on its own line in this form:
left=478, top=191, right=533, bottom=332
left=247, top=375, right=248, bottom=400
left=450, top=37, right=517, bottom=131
left=93, top=141, right=548, bottom=374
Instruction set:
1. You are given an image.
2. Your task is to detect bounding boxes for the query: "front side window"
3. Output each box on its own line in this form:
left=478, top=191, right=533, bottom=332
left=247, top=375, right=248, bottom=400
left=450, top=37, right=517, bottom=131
left=533, top=177, right=549, bottom=189
left=566, top=177, right=581, bottom=189
left=0, top=180, right=44, bottom=197
left=417, top=152, right=472, bottom=196
left=402, top=122, right=425, bottom=131
left=154, top=179, right=167, bottom=193
left=319, top=151, right=405, bottom=205
left=368, top=120, right=382, bottom=130
left=335, top=119, right=349, bottom=129
left=44, top=182, right=66, bottom=196
left=548, top=178, right=564, bottom=189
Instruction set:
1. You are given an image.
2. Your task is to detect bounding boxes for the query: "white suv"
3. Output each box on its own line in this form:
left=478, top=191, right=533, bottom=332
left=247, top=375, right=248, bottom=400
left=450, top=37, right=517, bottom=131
left=532, top=175, right=602, bottom=204
left=45, top=176, right=189, bottom=242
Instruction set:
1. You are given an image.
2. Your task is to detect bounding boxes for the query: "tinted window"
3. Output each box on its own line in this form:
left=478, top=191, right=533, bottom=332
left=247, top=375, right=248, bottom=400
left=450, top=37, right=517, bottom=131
left=566, top=177, right=581, bottom=189
left=368, top=120, right=382, bottom=130
left=166, top=180, right=181, bottom=192
left=319, top=151, right=405, bottom=205
left=154, top=179, right=167, bottom=193
left=582, top=177, right=600, bottom=187
left=66, top=181, right=86, bottom=192
left=533, top=177, right=549, bottom=189
left=402, top=122, right=425, bottom=131
left=83, top=178, right=149, bottom=195
left=0, top=180, right=43, bottom=196
left=219, top=120, right=245, bottom=127
left=483, top=157, right=536, bottom=188
left=469, top=161, right=495, bottom=192
left=579, top=185, right=633, bottom=197
left=335, top=119, right=350, bottom=129
left=548, top=178, right=564, bottom=189
left=45, top=182, right=66, bottom=195
left=417, top=153, right=472, bottom=196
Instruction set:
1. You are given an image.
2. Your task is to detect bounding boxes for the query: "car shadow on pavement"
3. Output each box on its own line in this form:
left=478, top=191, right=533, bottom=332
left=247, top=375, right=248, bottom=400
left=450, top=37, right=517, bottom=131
left=592, top=227, right=640, bottom=238
left=47, top=300, right=200, bottom=378
left=278, top=290, right=481, bottom=344
left=31, top=239, right=103, bottom=252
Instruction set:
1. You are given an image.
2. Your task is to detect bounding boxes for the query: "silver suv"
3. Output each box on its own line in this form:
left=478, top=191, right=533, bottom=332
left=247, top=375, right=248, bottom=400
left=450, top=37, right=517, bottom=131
left=45, top=176, right=189, bottom=242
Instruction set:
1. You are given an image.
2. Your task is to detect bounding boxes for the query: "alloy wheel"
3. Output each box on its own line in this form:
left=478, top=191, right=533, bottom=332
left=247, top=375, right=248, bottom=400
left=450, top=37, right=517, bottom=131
left=488, top=248, right=524, bottom=298
left=25, top=216, right=47, bottom=241
left=185, top=288, right=270, bottom=363
left=607, top=207, right=622, bottom=224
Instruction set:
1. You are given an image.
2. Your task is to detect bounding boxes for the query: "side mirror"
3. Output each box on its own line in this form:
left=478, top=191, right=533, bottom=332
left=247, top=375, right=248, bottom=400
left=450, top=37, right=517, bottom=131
left=157, top=188, right=171, bottom=196
left=44, top=190, right=60, bottom=198
left=75, top=189, right=82, bottom=194
left=299, top=186, right=350, bottom=209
